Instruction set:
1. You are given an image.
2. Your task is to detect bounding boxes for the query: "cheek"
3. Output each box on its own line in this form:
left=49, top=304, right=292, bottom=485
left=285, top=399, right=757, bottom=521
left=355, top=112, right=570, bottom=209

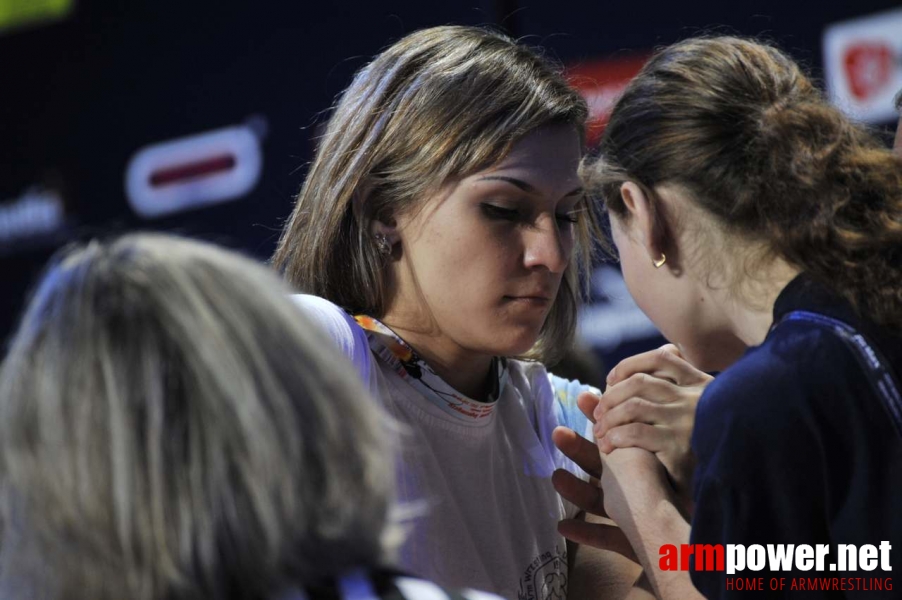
left=615, top=239, right=689, bottom=345
left=410, top=220, right=512, bottom=305
left=630, top=276, right=677, bottom=336
left=612, top=232, right=648, bottom=304
left=642, top=288, right=739, bottom=371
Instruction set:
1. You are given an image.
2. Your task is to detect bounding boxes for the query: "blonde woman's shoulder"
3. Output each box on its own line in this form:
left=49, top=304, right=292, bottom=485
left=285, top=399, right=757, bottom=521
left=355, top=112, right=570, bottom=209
left=290, top=294, right=373, bottom=378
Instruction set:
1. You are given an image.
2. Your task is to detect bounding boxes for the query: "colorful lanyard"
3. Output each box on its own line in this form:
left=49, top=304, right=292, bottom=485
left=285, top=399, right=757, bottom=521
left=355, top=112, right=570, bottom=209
left=775, top=310, right=902, bottom=438
left=354, top=315, right=508, bottom=422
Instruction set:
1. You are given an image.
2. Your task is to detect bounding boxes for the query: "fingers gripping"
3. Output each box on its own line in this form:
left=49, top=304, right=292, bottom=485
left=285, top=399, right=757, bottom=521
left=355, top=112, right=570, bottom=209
left=552, top=468, right=606, bottom=516
left=552, top=426, right=602, bottom=479
left=606, top=343, right=711, bottom=387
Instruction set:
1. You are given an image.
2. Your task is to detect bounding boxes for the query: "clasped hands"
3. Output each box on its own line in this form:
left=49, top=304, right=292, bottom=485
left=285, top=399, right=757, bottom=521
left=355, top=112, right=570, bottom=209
left=552, top=344, right=712, bottom=561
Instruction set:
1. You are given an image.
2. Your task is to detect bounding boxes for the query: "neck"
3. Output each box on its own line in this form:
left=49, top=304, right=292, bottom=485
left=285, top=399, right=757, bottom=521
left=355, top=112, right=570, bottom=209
left=718, top=259, right=801, bottom=347
left=380, top=315, right=495, bottom=401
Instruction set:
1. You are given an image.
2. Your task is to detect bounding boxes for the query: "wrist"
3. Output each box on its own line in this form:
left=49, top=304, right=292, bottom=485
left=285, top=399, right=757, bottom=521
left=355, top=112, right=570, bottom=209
left=640, top=501, right=701, bottom=600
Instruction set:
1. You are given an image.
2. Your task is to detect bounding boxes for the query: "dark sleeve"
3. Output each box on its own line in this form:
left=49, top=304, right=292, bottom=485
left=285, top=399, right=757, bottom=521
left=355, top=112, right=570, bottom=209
left=688, top=343, right=836, bottom=598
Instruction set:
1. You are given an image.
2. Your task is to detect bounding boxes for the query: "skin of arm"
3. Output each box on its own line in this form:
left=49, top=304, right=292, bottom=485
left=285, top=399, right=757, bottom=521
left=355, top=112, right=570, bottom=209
left=598, top=447, right=703, bottom=600
left=551, top=352, right=711, bottom=600
left=566, top=512, right=642, bottom=600
left=553, top=428, right=703, bottom=599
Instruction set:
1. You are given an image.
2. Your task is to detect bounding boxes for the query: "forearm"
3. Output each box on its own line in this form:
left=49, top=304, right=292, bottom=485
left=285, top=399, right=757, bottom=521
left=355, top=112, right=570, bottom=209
left=567, top=513, right=643, bottom=600
left=624, top=572, right=655, bottom=600
left=619, top=496, right=703, bottom=600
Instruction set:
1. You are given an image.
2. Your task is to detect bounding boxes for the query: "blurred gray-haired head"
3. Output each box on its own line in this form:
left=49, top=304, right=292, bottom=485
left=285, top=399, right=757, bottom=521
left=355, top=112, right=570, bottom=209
left=0, top=233, right=397, bottom=600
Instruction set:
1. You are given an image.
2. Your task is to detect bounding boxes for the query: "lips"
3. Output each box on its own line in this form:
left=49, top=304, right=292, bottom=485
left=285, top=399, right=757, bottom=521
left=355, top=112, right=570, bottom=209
left=503, top=295, right=553, bottom=308
left=504, top=282, right=556, bottom=304
left=505, top=288, right=554, bottom=301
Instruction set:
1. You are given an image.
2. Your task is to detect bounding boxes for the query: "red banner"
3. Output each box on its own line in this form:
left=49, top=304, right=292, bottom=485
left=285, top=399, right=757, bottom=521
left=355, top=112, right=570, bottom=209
left=566, top=54, right=650, bottom=146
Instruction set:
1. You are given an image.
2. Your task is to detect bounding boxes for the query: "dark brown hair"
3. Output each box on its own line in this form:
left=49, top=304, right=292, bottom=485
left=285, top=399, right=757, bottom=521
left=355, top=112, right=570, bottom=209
left=588, top=36, right=902, bottom=327
left=272, top=25, right=596, bottom=363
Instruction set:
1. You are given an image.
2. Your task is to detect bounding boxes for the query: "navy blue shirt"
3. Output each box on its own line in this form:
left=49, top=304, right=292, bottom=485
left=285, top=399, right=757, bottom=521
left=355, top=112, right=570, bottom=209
left=689, top=275, right=902, bottom=598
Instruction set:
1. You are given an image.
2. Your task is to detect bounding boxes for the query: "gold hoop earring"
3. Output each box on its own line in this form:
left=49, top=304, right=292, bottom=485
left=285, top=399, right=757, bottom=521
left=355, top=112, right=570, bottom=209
left=653, top=253, right=666, bottom=269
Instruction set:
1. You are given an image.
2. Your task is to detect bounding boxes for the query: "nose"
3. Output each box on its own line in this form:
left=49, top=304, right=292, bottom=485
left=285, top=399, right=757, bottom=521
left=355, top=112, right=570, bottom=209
left=522, top=215, right=571, bottom=274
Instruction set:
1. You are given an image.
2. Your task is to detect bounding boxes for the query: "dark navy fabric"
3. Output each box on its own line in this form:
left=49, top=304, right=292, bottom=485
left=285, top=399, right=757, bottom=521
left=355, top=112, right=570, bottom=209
left=689, top=275, right=902, bottom=598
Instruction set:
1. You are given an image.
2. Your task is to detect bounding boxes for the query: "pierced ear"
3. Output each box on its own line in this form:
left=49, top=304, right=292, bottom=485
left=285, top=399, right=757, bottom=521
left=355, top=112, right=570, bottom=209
left=370, top=219, right=399, bottom=246
left=352, top=178, right=399, bottom=244
left=620, top=182, right=667, bottom=263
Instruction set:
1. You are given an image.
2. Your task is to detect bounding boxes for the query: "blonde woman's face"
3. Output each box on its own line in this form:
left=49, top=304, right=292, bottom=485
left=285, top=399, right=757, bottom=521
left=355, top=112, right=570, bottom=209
left=388, top=125, right=583, bottom=358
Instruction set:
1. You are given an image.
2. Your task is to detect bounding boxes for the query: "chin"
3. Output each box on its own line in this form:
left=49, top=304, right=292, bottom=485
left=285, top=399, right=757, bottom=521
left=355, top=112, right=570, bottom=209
left=488, top=327, right=543, bottom=357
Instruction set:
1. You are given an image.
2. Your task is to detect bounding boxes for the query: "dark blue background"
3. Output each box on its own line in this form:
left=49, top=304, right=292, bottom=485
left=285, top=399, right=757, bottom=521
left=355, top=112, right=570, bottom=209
left=2, top=0, right=900, bottom=364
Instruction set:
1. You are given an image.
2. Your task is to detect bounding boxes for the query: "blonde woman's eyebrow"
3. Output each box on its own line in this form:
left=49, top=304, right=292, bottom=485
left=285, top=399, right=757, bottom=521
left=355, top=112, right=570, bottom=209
left=477, top=175, right=583, bottom=198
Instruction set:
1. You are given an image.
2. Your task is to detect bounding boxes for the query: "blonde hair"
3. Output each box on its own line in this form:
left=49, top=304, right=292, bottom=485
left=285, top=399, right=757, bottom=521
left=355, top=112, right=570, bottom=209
left=0, top=233, right=396, bottom=600
left=272, top=25, right=597, bottom=363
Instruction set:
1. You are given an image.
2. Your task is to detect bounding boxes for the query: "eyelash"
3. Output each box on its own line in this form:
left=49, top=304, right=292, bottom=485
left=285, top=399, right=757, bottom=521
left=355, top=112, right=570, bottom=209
left=481, top=204, right=580, bottom=225
left=481, top=204, right=519, bottom=221
left=556, top=212, right=580, bottom=225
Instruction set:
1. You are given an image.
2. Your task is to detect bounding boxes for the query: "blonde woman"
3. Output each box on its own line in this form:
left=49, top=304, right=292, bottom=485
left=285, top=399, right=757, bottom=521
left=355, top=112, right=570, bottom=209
left=0, top=233, right=504, bottom=600
left=274, top=25, right=705, bottom=599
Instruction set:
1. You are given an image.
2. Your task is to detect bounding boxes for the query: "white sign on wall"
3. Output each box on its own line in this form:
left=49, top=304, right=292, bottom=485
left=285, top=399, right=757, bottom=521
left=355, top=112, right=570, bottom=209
left=125, top=118, right=265, bottom=219
left=823, top=7, right=902, bottom=124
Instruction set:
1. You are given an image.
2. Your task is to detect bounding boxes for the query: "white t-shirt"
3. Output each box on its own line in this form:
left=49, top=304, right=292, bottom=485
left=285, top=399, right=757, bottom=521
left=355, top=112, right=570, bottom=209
left=293, top=295, right=595, bottom=600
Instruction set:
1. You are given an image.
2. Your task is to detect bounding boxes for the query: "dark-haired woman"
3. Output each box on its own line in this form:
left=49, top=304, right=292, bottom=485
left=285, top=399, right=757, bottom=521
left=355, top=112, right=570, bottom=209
left=554, top=36, right=902, bottom=598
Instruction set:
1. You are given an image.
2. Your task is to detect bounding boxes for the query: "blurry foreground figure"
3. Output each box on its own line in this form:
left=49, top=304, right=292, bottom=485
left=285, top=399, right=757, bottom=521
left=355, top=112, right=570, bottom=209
left=0, top=233, right=501, bottom=600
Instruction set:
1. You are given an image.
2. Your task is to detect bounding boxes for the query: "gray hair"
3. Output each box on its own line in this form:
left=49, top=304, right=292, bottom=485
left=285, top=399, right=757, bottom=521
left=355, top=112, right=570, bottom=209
left=0, top=233, right=397, bottom=600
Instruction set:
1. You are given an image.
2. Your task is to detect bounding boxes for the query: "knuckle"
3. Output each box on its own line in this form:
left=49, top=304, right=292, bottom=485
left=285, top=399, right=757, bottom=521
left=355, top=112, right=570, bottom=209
left=626, top=398, right=651, bottom=420
left=596, top=414, right=609, bottom=431
left=620, top=399, right=637, bottom=420
left=597, top=395, right=615, bottom=413
left=611, top=424, right=637, bottom=446
left=624, top=423, right=644, bottom=442
left=657, top=345, right=676, bottom=361
left=629, top=372, right=649, bottom=389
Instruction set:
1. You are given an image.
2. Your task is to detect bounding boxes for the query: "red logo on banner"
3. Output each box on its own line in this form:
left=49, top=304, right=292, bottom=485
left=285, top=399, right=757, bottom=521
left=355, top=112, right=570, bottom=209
left=843, top=42, right=893, bottom=101
left=566, top=54, right=649, bottom=145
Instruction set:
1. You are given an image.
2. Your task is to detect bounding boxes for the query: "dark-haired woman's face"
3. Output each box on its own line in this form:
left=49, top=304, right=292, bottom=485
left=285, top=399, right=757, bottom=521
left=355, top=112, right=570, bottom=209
left=608, top=194, right=747, bottom=373
left=385, top=124, right=583, bottom=358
